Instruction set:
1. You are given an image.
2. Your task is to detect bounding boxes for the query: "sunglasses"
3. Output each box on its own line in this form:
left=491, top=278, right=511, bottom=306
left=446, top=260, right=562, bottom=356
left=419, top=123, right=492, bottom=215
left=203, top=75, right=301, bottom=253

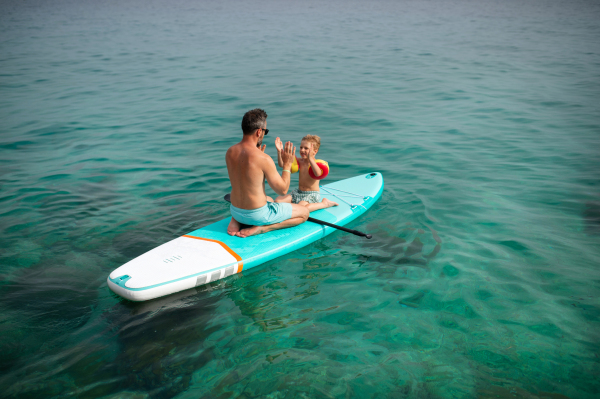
left=262, top=128, right=269, bottom=135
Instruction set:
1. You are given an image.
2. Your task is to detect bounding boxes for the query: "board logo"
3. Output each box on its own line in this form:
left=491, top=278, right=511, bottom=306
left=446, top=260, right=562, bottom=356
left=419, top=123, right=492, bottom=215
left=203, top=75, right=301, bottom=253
left=163, top=255, right=183, bottom=264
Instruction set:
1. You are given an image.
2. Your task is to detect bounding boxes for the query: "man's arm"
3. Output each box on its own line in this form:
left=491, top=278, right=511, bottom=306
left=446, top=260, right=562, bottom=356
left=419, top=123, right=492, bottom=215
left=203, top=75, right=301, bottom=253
left=264, top=141, right=295, bottom=195
left=263, top=156, right=291, bottom=195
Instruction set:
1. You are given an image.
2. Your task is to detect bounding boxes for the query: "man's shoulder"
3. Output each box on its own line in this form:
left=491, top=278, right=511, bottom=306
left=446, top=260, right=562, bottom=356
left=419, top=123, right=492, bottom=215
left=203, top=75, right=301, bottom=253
left=228, top=142, right=243, bottom=150
left=226, top=142, right=246, bottom=156
left=252, top=149, right=274, bottom=164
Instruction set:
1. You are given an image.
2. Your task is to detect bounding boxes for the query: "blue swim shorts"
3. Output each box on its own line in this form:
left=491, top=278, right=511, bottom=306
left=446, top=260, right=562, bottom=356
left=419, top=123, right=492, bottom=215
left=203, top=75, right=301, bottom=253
left=230, top=202, right=293, bottom=226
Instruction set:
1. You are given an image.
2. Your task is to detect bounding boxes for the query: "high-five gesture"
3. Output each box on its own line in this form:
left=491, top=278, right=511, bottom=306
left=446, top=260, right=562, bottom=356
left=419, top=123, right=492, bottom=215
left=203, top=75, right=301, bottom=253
left=307, top=141, right=318, bottom=160
left=275, top=137, right=283, bottom=152
left=275, top=137, right=286, bottom=167
left=280, top=140, right=296, bottom=170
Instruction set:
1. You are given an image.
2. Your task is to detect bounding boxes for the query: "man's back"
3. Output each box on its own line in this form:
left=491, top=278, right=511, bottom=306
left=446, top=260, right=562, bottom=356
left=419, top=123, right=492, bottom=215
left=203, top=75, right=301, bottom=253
left=226, top=142, right=268, bottom=210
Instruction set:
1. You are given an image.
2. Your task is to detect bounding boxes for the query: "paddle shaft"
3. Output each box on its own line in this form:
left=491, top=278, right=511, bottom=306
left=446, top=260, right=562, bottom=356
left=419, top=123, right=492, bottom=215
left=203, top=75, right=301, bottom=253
left=307, top=217, right=372, bottom=239
left=224, top=194, right=372, bottom=239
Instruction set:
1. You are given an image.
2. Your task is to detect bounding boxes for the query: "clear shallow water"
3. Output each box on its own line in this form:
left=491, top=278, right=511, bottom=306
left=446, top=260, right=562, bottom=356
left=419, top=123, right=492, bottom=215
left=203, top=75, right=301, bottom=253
left=1, top=0, right=600, bottom=397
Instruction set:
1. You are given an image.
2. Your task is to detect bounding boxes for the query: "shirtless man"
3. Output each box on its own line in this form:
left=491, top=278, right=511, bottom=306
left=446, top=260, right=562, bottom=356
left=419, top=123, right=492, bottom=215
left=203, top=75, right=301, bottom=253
left=226, top=109, right=309, bottom=238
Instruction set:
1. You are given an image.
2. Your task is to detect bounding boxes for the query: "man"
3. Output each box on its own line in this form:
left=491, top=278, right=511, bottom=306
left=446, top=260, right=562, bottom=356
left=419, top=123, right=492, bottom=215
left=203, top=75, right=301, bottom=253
left=226, top=109, right=309, bottom=238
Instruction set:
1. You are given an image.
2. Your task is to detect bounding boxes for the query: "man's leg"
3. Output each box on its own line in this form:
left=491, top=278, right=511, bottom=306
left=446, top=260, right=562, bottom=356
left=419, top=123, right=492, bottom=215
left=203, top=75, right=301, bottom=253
left=274, top=193, right=292, bottom=203
left=237, top=204, right=309, bottom=238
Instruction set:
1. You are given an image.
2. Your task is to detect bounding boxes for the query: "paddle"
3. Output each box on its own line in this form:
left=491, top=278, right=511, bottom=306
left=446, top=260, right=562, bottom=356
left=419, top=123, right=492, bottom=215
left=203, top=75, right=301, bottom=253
left=224, top=194, right=372, bottom=239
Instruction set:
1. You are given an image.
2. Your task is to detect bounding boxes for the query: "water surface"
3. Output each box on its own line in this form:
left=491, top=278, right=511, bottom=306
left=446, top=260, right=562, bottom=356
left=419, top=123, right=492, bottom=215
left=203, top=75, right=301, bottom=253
left=1, top=0, right=600, bottom=397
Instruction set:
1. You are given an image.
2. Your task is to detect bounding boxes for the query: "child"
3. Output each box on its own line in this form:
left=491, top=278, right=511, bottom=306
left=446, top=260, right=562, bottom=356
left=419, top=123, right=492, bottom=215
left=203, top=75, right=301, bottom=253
left=274, top=134, right=338, bottom=212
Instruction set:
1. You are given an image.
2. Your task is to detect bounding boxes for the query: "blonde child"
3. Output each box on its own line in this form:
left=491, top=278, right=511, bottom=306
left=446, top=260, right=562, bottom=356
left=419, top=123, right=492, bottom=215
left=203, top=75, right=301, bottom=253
left=274, top=135, right=338, bottom=212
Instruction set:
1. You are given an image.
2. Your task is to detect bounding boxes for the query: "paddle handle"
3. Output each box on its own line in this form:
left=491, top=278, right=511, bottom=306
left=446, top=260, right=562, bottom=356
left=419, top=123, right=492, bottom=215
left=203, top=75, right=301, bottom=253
left=307, top=217, right=372, bottom=239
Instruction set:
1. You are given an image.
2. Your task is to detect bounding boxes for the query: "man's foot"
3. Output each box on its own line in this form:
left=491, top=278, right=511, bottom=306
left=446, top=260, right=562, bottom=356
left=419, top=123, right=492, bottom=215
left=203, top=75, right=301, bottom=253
left=237, top=225, right=264, bottom=238
left=321, top=198, right=338, bottom=208
left=227, top=218, right=241, bottom=236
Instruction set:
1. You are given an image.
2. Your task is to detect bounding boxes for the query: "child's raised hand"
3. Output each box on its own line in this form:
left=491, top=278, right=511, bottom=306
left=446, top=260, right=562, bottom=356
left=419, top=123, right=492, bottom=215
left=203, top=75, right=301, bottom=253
left=275, top=137, right=283, bottom=152
left=309, top=142, right=317, bottom=158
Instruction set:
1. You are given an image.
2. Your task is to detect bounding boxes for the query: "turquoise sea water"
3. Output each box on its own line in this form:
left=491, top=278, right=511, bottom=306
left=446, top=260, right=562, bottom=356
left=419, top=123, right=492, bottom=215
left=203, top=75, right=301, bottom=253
left=1, top=0, right=600, bottom=397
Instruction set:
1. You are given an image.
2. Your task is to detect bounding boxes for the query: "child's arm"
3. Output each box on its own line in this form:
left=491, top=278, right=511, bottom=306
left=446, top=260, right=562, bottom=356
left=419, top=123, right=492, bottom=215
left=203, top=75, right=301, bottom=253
left=307, top=143, right=322, bottom=177
left=275, top=137, right=284, bottom=167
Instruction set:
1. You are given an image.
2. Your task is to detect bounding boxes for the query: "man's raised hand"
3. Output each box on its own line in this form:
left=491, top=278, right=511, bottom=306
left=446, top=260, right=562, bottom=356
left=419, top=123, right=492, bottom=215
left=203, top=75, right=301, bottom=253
left=281, top=141, right=296, bottom=168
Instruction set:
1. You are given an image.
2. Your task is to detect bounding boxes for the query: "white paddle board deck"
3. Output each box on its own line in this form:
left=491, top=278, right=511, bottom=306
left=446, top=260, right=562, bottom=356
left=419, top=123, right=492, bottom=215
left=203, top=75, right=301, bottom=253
left=108, top=172, right=383, bottom=301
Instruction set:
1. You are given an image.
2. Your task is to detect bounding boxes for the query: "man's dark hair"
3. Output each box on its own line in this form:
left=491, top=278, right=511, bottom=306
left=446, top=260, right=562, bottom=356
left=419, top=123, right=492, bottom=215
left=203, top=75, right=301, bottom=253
left=241, top=109, right=267, bottom=134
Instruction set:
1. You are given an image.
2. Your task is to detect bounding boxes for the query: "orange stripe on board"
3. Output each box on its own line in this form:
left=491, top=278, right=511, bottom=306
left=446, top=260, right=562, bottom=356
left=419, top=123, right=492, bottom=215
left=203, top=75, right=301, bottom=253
left=182, top=235, right=243, bottom=271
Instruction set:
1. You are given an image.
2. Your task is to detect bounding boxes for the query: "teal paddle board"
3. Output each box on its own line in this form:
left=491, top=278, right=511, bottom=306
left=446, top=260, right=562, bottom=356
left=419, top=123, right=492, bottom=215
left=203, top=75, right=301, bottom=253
left=108, top=172, right=383, bottom=301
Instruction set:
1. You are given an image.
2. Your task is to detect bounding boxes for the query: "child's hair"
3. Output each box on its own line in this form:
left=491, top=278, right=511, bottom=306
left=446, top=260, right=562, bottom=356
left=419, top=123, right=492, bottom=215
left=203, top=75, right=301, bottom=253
left=301, top=134, right=321, bottom=152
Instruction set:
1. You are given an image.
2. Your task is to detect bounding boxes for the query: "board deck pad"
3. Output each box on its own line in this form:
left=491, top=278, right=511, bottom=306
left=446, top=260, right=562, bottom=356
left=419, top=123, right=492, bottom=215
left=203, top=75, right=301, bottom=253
left=108, top=172, right=383, bottom=301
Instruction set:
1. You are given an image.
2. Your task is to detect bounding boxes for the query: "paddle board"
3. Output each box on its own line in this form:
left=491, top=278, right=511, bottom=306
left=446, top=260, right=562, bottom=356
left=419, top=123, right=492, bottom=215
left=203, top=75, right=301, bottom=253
left=108, top=172, right=383, bottom=301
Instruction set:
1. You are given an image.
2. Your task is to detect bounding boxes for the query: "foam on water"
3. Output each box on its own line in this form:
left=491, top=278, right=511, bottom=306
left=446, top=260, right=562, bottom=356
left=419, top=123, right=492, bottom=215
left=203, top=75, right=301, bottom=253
left=1, top=0, right=599, bottom=397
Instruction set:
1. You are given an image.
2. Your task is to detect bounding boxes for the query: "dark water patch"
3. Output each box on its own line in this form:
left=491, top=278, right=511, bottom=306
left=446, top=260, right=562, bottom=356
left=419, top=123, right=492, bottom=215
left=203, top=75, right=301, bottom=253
left=505, top=286, right=536, bottom=305
left=0, top=194, right=20, bottom=204
left=20, top=191, right=57, bottom=203
left=582, top=200, right=600, bottom=235
left=500, top=240, right=529, bottom=251
left=351, top=222, right=442, bottom=270
left=441, top=264, right=460, bottom=278
left=142, top=189, right=194, bottom=200
left=558, top=299, right=600, bottom=323
left=567, top=366, right=600, bottom=395
left=65, top=157, right=111, bottom=166
left=405, top=236, right=424, bottom=257
left=26, top=123, right=81, bottom=138
left=383, top=283, right=407, bottom=296
left=475, top=290, right=494, bottom=301
left=0, top=207, right=31, bottom=218
left=0, top=267, right=98, bottom=375
left=14, top=290, right=224, bottom=398
left=399, top=290, right=428, bottom=308
left=438, top=297, right=480, bottom=319
left=0, top=140, right=36, bottom=150
left=527, top=323, right=564, bottom=339
left=319, top=311, right=363, bottom=327
left=469, top=349, right=515, bottom=370
left=4, top=220, right=39, bottom=235
left=438, top=317, right=468, bottom=332
left=396, top=257, right=428, bottom=267
left=38, top=173, right=71, bottom=181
